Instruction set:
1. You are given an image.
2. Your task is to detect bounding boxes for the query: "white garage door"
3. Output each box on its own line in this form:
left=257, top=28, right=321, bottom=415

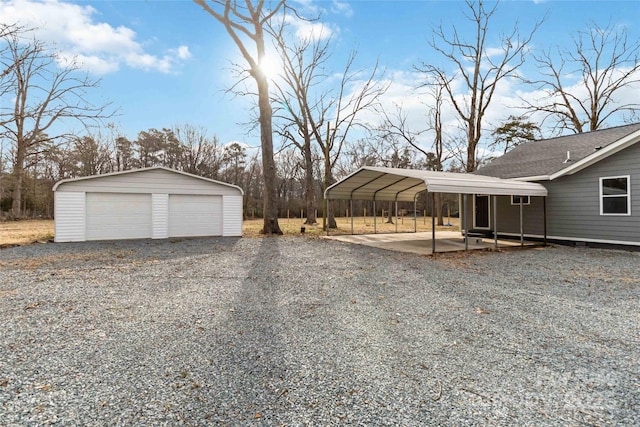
left=168, top=195, right=222, bottom=237
left=86, top=193, right=153, bottom=241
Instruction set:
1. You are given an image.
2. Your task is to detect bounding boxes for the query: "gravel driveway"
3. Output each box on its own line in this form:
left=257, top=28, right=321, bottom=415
left=1, top=237, right=638, bottom=426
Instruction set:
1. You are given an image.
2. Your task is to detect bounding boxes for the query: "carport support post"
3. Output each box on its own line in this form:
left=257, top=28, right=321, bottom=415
left=350, top=199, right=354, bottom=235
left=413, top=195, right=417, bottom=233
left=431, top=192, right=436, bottom=254
left=543, top=197, right=547, bottom=246
left=493, top=195, right=498, bottom=249
left=373, top=200, right=377, bottom=234
left=463, top=194, right=468, bottom=252
left=519, top=198, right=524, bottom=247
left=395, top=200, right=398, bottom=233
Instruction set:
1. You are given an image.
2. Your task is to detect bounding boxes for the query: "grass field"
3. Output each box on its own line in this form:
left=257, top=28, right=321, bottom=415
left=1, top=215, right=460, bottom=246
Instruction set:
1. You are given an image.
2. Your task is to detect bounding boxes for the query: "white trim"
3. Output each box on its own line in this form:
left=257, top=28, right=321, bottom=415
left=473, top=194, right=491, bottom=229
left=550, top=129, right=640, bottom=180
left=599, top=175, right=631, bottom=216
left=511, top=195, right=530, bottom=205
left=512, top=175, right=551, bottom=182
left=499, top=232, right=640, bottom=247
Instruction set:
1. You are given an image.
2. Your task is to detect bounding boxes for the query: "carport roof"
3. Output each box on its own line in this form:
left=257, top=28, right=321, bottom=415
left=325, top=166, right=548, bottom=202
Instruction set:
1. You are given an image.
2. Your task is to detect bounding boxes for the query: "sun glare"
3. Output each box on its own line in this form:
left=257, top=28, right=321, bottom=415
left=258, top=56, right=280, bottom=80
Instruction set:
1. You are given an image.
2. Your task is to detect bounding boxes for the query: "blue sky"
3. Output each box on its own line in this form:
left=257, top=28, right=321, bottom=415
left=1, top=0, right=639, bottom=154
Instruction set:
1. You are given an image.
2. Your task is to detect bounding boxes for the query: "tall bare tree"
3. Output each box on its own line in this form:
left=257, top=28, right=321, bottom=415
left=0, top=26, right=112, bottom=217
left=173, top=123, right=222, bottom=179
left=522, top=21, right=640, bottom=134
left=269, top=13, right=387, bottom=228
left=270, top=20, right=331, bottom=225
left=377, top=79, right=456, bottom=225
left=417, top=0, right=541, bottom=172
left=194, top=0, right=284, bottom=234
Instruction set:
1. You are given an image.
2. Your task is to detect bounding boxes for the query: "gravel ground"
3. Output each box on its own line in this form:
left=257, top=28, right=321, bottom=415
left=0, top=237, right=638, bottom=426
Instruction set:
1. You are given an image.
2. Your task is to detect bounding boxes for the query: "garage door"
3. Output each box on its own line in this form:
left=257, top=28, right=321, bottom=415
left=86, top=193, right=153, bottom=241
left=168, top=195, right=222, bottom=237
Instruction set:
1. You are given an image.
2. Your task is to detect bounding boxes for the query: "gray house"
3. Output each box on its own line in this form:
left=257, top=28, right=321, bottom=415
left=474, top=123, right=640, bottom=247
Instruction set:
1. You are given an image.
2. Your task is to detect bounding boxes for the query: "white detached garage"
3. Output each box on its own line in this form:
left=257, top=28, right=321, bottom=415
left=53, top=167, right=243, bottom=242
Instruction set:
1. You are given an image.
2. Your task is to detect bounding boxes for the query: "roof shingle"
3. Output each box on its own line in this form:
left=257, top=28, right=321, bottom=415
left=475, top=123, right=640, bottom=179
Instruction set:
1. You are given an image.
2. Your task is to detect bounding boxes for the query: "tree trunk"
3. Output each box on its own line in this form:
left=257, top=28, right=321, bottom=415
left=303, top=137, right=316, bottom=225
left=435, top=192, right=444, bottom=226
left=386, top=200, right=394, bottom=224
left=11, top=140, right=26, bottom=218
left=325, top=163, right=337, bottom=229
left=256, top=76, right=283, bottom=235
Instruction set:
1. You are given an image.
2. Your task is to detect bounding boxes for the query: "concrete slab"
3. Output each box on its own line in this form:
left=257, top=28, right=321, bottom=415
left=323, top=231, right=540, bottom=256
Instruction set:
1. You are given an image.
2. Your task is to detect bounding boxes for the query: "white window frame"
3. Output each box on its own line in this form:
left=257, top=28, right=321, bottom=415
left=599, top=175, right=631, bottom=216
left=510, top=195, right=530, bottom=205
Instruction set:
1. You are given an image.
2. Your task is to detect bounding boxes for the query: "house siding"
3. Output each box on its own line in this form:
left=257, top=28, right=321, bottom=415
left=495, top=142, right=640, bottom=245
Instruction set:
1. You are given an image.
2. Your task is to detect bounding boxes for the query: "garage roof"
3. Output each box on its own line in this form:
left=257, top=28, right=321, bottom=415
left=52, top=166, right=244, bottom=194
left=325, top=166, right=548, bottom=202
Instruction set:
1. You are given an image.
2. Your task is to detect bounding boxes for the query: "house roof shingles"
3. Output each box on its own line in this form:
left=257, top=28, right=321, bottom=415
left=475, top=123, right=640, bottom=179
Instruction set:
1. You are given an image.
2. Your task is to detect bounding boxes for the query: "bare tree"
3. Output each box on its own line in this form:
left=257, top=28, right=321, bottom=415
left=270, top=23, right=330, bottom=224
left=268, top=12, right=387, bottom=228
left=417, top=0, right=541, bottom=172
left=0, top=27, right=113, bottom=217
left=321, top=55, right=388, bottom=228
left=194, top=0, right=284, bottom=234
left=173, top=123, right=222, bottom=179
left=377, top=81, right=454, bottom=224
left=522, top=21, right=640, bottom=133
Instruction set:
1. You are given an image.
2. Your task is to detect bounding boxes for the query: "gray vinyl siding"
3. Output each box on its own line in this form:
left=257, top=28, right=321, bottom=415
left=56, top=168, right=241, bottom=196
left=495, top=142, right=640, bottom=244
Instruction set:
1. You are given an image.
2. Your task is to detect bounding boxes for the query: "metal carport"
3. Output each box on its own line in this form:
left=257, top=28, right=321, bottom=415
left=324, top=166, right=548, bottom=253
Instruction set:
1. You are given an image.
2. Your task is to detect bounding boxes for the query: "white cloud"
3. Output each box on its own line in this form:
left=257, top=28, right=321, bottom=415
left=174, top=46, right=192, bottom=60
left=0, top=0, right=190, bottom=75
left=284, top=15, right=334, bottom=41
left=331, top=0, right=354, bottom=18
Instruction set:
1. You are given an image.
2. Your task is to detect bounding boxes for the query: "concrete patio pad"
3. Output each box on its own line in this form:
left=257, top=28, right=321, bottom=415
left=323, top=231, right=540, bottom=255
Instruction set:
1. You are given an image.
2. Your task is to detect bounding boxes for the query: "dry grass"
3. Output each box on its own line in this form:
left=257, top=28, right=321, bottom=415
left=0, top=215, right=460, bottom=246
left=0, top=219, right=54, bottom=247
left=244, top=215, right=460, bottom=237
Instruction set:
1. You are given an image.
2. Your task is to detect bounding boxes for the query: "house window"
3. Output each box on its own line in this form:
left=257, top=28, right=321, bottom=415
left=511, top=195, right=530, bottom=205
left=600, top=176, right=630, bottom=215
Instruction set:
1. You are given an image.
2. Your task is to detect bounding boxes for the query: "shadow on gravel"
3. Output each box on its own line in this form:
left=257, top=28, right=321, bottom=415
left=199, top=237, right=290, bottom=422
left=0, top=237, right=243, bottom=269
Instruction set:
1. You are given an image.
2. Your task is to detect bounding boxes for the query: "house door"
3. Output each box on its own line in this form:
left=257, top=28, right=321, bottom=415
left=474, top=195, right=490, bottom=229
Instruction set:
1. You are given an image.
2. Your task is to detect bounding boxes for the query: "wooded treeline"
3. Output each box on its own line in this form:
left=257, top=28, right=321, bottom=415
left=0, top=122, right=452, bottom=220
left=2, top=1, right=639, bottom=225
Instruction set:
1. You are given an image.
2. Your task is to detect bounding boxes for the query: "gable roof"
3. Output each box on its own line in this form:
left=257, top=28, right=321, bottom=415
left=52, top=166, right=244, bottom=194
left=475, top=123, right=640, bottom=181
